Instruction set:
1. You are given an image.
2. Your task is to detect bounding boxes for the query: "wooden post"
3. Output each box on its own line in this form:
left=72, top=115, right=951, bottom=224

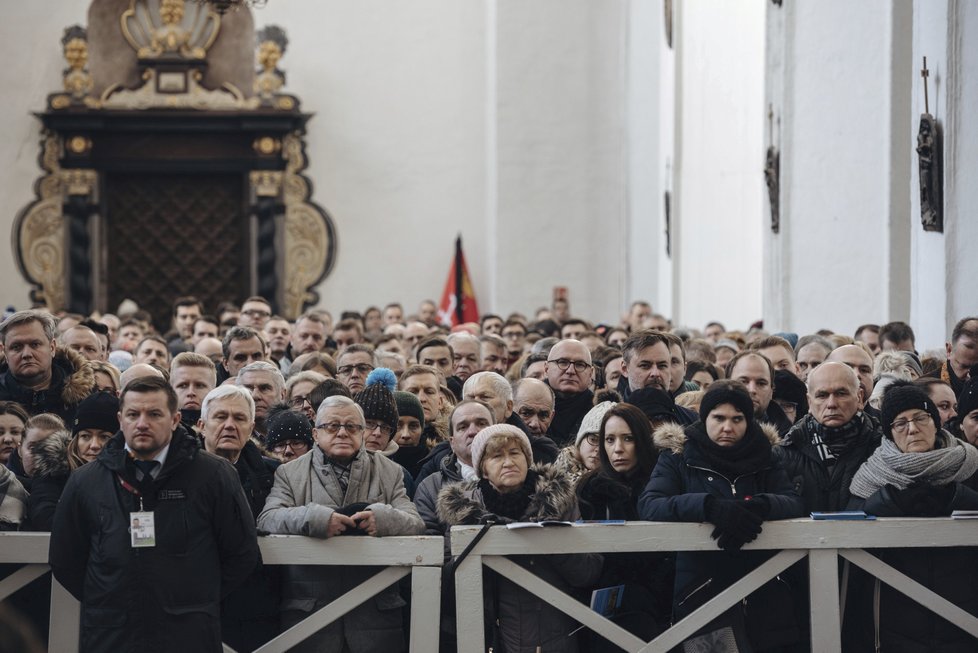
left=809, top=549, right=841, bottom=653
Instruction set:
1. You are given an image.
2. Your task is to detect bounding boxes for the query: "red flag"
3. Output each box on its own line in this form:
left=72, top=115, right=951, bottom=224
left=438, top=236, right=480, bottom=327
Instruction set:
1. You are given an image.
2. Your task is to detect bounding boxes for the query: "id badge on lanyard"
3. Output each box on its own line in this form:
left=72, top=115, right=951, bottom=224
left=118, top=475, right=156, bottom=548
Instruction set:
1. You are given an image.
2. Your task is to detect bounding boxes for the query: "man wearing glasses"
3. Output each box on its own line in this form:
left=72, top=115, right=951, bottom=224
left=258, top=395, right=423, bottom=652
left=237, top=296, right=273, bottom=330
left=335, top=344, right=378, bottom=394
left=545, top=339, right=595, bottom=445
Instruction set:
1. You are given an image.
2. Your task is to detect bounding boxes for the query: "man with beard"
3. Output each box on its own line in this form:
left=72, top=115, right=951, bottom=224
left=618, top=331, right=697, bottom=425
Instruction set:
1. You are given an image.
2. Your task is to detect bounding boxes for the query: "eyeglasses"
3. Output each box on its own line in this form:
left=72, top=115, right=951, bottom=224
left=890, top=412, right=933, bottom=434
left=365, top=420, right=394, bottom=437
left=242, top=309, right=271, bottom=319
left=337, top=363, right=374, bottom=377
left=583, top=433, right=600, bottom=446
left=270, top=439, right=309, bottom=451
left=315, top=422, right=365, bottom=435
left=289, top=395, right=312, bottom=408
left=517, top=407, right=553, bottom=422
left=548, top=358, right=591, bottom=373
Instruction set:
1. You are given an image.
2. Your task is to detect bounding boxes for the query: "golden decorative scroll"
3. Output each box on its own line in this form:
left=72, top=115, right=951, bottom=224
left=280, top=133, right=333, bottom=319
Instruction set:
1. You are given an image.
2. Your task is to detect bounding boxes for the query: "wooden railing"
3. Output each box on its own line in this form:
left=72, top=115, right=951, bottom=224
left=449, top=518, right=978, bottom=653
left=0, top=532, right=444, bottom=653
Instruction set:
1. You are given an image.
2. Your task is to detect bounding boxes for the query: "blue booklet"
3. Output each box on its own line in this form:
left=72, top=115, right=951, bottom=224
left=810, top=511, right=875, bottom=520
left=590, top=585, right=625, bottom=618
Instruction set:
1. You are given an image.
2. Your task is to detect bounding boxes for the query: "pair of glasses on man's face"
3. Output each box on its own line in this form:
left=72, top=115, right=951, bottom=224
left=337, top=363, right=374, bottom=377
left=316, top=422, right=364, bottom=435
left=548, top=358, right=591, bottom=373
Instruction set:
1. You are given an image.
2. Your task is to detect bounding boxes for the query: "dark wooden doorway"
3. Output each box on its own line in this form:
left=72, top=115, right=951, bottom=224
left=104, top=172, right=247, bottom=330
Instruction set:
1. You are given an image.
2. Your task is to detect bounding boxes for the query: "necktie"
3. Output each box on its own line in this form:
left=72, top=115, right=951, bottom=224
left=133, top=460, right=159, bottom=483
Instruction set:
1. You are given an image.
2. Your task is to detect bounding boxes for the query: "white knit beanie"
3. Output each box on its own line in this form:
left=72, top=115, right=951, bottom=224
left=470, top=424, right=533, bottom=478
left=576, top=401, right=617, bottom=447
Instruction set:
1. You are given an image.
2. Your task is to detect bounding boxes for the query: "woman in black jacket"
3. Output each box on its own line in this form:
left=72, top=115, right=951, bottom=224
left=849, top=381, right=978, bottom=652
left=639, top=380, right=805, bottom=653
left=576, top=403, right=673, bottom=649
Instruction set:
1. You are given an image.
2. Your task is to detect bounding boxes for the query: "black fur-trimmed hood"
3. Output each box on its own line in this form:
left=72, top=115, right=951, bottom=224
left=653, top=421, right=781, bottom=455
left=436, top=463, right=576, bottom=526
left=30, top=429, right=71, bottom=478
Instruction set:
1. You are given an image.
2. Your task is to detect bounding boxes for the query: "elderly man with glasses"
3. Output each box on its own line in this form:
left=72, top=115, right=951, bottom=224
left=544, top=339, right=596, bottom=445
left=258, top=394, right=423, bottom=652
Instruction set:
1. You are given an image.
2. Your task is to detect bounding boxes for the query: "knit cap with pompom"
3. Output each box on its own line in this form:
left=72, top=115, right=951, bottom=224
left=354, top=368, right=400, bottom=433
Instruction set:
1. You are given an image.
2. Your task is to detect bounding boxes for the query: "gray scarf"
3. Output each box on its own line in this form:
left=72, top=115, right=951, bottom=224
left=850, top=430, right=978, bottom=499
left=0, top=466, right=27, bottom=527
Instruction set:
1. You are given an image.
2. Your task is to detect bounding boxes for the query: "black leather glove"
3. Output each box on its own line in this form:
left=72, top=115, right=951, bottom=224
left=890, top=483, right=956, bottom=517
left=704, top=497, right=763, bottom=551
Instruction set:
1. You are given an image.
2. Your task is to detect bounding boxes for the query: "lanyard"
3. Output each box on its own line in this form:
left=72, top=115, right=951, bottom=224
left=117, top=474, right=145, bottom=511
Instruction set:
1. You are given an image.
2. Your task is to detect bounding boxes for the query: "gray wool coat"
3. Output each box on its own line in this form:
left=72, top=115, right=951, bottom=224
left=257, top=447, right=424, bottom=653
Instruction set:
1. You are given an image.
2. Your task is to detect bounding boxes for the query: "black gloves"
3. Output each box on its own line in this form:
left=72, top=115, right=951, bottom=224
left=889, top=483, right=956, bottom=517
left=704, top=497, right=764, bottom=551
left=743, top=495, right=771, bottom=520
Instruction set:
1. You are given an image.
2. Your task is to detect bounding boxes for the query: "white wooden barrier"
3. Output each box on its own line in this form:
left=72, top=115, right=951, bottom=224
left=0, top=532, right=444, bottom=653
left=450, top=518, right=978, bottom=653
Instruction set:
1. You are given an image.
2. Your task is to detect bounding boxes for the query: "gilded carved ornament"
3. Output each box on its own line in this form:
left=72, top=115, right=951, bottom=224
left=281, top=134, right=334, bottom=318
left=14, top=134, right=98, bottom=312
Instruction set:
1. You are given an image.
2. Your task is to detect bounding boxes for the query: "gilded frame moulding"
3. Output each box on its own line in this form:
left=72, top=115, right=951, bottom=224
left=14, top=134, right=98, bottom=312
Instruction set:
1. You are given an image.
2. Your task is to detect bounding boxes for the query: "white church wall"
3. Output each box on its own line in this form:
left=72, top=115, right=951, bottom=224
left=764, top=0, right=913, bottom=340
left=673, top=0, right=765, bottom=332
left=911, top=1, right=978, bottom=349
left=625, top=0, right=669, bottom=320
left=257, top=0, right=491, bottom=317
left=0, top=3, right=91, bottom=310
left=493, top=0, right=629, bottom=323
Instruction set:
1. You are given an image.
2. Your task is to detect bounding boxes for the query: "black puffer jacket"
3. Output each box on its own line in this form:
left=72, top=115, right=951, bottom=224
left=847, top=459, right=978, bottom=652
left=50, top=426, right=259, bottom=653
left=774, top=412, right=882, bottom=512
left=639, top=421, right=805, bottom=651
left=0, top=348, right=94, bottom=423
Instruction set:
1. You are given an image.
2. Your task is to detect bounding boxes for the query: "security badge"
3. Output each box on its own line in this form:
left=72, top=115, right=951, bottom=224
left=130, top=511, right=156, bottom=548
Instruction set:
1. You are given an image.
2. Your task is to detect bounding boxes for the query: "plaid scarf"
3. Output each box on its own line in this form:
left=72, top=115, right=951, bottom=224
left=808, top=413, right=866, bottom=468
left=323, top=450, right=359, bottom=495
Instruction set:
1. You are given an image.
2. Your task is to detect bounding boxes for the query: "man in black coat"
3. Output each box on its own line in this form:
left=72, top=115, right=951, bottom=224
left=775, top=362, right=883, bottom=512
left=198, top=384, right=281, bottom=652
left=50, top=377, right=258, bottom=653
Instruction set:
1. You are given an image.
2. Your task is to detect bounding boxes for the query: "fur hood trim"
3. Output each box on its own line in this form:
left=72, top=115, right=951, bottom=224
left=436, top=463, right=575, bottom=526
left=31, top=429, right=71, bottom=477
left=58, top=347, right=95, bottom=406
left=653, top=421, right=780, bottom=455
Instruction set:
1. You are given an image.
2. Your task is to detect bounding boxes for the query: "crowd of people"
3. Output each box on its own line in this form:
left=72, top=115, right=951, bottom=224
left=0, top=295, right=976, bottom=652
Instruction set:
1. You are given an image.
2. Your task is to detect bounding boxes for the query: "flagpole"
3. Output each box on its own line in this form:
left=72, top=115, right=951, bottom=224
left=454, top=235, right=464, bottom=325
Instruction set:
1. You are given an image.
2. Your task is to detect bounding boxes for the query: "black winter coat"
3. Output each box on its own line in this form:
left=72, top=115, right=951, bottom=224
left=49, top=426, right=259, bottom=653
left=0, top=348, right=94, bottom=423
left=222, top=441, right=281, bottom=652
left=576, top=470, right=675, bottom=648
left=639, top=421, right=805, bottom=651
left=774, top=412, right=882, bottom=512
left=848, top=475, right=978, bottom=652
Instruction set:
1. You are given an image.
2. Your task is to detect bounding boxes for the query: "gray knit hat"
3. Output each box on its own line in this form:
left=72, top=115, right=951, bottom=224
left=394, top=391, right=425, bottom=429
left=576, top=401, right=617, bottom=447
left=470, top=424, right=533, bottom=478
